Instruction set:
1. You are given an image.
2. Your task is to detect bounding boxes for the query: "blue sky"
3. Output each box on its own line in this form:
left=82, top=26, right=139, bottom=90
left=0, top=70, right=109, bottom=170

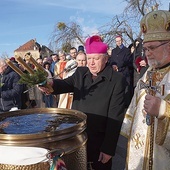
left=0, top=0, right=167, bottom=57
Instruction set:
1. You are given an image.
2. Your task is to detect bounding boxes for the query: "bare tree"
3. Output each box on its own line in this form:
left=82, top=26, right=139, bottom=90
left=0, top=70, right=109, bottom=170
left=49, top=22, right=84, bottom=53
left=99, top=0, right=161, bottom=48
left=49, top=0, right=162, bottom=51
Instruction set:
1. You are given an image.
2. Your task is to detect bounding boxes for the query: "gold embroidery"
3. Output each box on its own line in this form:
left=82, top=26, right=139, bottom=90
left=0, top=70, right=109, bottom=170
left=124, top=114, right=132, bottom=120
left=143, top=126, right=152, bottom=170
left=165, top=102, right=170, bottom=117
left=155, top=66, right=170, bottom=82
left=136, top=91, right=146, bottom=105
left=165, top=94, right=170, bottom=104
left=155, top=93, right=170, bottom=145
left=147, top=13, right=164, bottom=32
left=155, top=117, right=170, bottom=145
left=132, top=133, right=144, bottom=149
left=140, top=10, right=170, bottom=42
left=141, top=68, right=170, bottom=169
left=120, top=131, right=129, bottom=139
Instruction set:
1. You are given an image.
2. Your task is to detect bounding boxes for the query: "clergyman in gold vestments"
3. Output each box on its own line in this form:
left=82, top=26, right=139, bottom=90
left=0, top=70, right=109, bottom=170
left=121, top=9, right=170, bottom=170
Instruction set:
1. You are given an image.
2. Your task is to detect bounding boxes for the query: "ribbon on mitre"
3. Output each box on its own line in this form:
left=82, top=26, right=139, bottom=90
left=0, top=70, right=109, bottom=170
left=50, top=155, right=67, bottom=170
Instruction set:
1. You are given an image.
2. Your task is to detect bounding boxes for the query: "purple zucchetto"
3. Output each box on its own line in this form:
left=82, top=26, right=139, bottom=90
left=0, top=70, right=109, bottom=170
left=85, top=35, right=108, bottom=54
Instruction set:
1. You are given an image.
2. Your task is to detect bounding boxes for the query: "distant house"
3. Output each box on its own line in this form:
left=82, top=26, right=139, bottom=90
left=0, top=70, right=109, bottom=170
left=14, top=39, right=53, bottom=60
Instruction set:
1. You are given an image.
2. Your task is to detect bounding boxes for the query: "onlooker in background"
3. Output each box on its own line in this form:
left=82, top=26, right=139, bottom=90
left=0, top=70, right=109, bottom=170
left=21, top=57, right=37, bottom=108
left=54, top=51, right=67, bottom=79
left=133, top=38, right=148, bottom=88
left=58, top=48, right=78, bottom=109
left=59, top=51, right=87, bottom=108
left=63, top=47, right=77, bottom=78
left=76, top=52, right=87, bottom=67
left=42, top=56, right=49, bottom=63
left=10, top=57, right=17, bottom=64
left=128, top=43, right=135, bottom=93
left=34, top=57, right=45, bottom=108
left=36, top=58, right=43, bottom=66
left=70, top=47, right=78, bottom=59
left=0, top=58, right=23, bottom=112
left=50, top=53, right=58, bottom=76
left=106, top=47, right=113, bottom=65
left=58, top=51, right=87, bottom=109
left=128, top=43, right=135, bottom=55
left=110, top=35, right=133, bottom=107
left=42, top=62, right=53, bottom=108
left=38, top=35, right=126, bottom=170
left=77, top=45, right=85, bottom=53
left=54, top=51, right=68, bottom=107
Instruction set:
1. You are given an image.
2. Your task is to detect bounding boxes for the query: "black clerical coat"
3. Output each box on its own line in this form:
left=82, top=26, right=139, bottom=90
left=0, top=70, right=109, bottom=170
left=110, top=45, right=133, bottom=86
left=52, top=65, right=126, bottom=156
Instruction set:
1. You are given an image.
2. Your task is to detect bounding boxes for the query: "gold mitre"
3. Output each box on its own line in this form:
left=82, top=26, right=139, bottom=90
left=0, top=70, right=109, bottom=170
left=140, top=10, right=170, bottom=42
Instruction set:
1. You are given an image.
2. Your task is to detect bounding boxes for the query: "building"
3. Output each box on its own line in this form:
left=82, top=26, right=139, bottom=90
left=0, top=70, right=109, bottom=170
left=14, top=39, right=53, bottom=60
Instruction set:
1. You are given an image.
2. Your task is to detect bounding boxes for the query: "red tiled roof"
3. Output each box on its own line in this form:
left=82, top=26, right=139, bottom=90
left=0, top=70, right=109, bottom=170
left=15, top=39, right=39, bottom=51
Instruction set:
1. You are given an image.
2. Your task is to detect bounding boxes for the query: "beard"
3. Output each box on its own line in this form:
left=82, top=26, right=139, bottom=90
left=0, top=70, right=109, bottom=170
left=147, top=59, right=158, bottom=69
left=148, top=49, right=168, bottom=69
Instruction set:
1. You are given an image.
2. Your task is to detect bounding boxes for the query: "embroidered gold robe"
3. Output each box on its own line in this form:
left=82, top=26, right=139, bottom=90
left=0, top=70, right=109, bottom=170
left=121, top=66, right=170, bottom=170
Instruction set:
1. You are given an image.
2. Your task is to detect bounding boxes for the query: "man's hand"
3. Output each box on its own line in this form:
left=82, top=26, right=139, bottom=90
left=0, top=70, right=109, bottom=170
left=139, top=60, right=147, bottom=67
left=37, top=78, right=54, bottom=95
left=144, top=94, right=161, bottom=117
left=98, top=152, right=112, bottom=164
left=37, top=85, right=52, bottom=95
left=112, top=65, right=118, bottom=72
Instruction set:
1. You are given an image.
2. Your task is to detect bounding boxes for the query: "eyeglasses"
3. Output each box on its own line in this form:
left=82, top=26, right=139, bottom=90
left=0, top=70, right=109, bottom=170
left=143, top=41, right=169, bottom=53
left=70, top=52, right=77, bottom=55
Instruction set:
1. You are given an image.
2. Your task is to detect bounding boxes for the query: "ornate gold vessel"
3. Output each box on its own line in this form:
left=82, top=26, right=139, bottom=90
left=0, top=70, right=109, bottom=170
left=0, top=108, right=87, bottom=170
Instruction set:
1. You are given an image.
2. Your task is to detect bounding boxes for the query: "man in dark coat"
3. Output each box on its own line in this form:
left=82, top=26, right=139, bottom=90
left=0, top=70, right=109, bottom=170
left=0, top=58, right=23, bottom=112
left=39, top=35, right=126, bottom=170
left=110, top=36, right=133, bottom=107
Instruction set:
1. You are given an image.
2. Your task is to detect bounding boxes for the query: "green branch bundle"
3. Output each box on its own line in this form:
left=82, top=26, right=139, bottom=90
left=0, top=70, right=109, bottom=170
left=18, top=70, right=54, bottom=93
left=18, top=69, right=47, bottom=87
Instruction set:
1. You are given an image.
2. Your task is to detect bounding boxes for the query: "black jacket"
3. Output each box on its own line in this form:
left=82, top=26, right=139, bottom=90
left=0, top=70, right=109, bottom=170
left=0, top=66, right=23, bottom=112
left=52, top=66, right=126, bottom=156
left=110, top=45, right=133, bottom=86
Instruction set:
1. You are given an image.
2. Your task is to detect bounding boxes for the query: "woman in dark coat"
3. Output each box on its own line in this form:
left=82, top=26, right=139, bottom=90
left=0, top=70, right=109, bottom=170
left=0, top=59, right=23, bottom=112
left=133, top=38, right=148, bottom=87
left=39, top=35, right=126, bottom=170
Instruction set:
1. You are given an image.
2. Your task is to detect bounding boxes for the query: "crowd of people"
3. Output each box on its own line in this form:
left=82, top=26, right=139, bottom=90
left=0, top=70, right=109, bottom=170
left=0, top=30, right=148, bottom=113
left=0, top=9, right=170, bottom=170
left=0, top=46, right=88, bottom=111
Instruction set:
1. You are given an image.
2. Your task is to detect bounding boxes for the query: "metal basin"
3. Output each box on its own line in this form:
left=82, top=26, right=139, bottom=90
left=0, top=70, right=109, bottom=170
left=0, top=108, right=87, bottom=170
